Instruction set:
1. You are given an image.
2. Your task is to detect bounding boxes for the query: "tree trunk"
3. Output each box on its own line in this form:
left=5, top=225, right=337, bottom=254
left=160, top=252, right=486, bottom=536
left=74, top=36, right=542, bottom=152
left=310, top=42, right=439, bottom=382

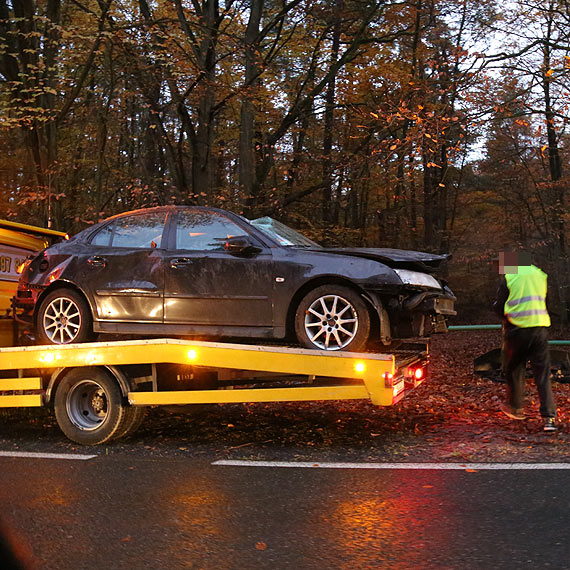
left=240, top=0, right=264, bottom=215
left=191, top=0, right=219, bottom=202
left=322, top=0, right=343, bottom=224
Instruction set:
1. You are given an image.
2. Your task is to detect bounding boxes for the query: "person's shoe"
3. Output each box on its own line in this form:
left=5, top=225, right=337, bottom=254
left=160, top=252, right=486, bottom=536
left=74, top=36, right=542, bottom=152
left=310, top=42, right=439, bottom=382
left=543, top=418, right=557, bottom=433
left=500, top=403, right=526, bottom=420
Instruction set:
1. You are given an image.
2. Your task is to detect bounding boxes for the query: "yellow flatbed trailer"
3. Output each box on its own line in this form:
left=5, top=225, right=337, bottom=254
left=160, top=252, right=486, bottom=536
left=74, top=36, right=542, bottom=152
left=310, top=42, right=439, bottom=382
left=0, top=338, right=428, bottom=445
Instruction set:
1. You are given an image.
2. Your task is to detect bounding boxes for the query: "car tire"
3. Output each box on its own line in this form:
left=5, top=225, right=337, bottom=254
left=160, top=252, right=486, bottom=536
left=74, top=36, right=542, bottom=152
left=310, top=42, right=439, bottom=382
left=54, top=368, right=126, bottom=445
left=37, top=288, right=94, bottom=345
left=294, top=285, right=371, bottom=351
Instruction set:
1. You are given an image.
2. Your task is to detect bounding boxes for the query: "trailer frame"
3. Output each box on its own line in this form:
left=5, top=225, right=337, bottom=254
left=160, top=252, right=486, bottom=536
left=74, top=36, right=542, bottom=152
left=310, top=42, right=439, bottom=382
left=0, top=338, right=429, bottom=445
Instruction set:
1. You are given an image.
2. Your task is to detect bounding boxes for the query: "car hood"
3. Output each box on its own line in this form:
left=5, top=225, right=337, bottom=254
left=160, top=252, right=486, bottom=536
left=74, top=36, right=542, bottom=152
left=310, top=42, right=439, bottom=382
left=316, top=248, right=450, bottom=273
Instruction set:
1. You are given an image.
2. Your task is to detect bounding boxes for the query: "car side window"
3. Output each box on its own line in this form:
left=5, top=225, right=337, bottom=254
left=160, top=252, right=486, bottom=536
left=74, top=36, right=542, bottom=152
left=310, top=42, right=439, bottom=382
left=91, top=212, right=167, bottom=248
left=176, top=210, right=245, bottom=251
left=91, top=224, right=113, bottom=247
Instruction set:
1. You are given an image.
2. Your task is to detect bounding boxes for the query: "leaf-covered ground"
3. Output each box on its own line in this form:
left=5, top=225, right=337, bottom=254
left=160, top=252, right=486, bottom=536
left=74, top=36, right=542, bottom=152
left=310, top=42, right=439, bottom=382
left=1, top=330, right=569, bottom=462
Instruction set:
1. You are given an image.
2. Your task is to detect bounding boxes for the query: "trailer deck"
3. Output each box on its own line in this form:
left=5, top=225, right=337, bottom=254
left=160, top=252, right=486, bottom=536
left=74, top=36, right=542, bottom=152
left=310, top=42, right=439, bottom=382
left=0, top=338, right=429, bottom=444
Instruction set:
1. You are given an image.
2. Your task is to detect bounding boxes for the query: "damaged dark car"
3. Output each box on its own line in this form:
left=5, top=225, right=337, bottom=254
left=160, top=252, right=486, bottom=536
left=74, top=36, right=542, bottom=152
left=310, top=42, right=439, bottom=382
left=14, top=206, right=456, bottom=351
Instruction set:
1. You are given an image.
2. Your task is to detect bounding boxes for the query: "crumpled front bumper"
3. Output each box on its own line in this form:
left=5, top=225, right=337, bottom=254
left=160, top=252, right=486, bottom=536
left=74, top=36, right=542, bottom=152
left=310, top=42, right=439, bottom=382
left=403, top=290, right=457, bottom=316
left=392, top=288, right=456, bottom=337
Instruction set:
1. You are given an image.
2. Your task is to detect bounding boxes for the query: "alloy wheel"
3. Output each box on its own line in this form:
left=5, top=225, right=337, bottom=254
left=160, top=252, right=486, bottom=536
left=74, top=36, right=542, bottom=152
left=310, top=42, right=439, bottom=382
left=304, top=294, right=359, bottom=350
left=42, top=296, right=82, bottom=344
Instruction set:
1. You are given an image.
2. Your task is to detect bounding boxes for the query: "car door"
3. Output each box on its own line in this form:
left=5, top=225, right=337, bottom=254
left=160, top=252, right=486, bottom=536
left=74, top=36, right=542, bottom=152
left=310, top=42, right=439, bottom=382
left=81, top=211, right=167, bottom=323
left=164, top=209, right=274, bottom=327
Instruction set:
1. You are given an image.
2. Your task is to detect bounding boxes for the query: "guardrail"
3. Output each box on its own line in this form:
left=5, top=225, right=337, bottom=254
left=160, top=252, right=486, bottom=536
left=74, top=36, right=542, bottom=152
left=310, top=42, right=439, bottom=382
left=448, top=324, right=570, bottom=346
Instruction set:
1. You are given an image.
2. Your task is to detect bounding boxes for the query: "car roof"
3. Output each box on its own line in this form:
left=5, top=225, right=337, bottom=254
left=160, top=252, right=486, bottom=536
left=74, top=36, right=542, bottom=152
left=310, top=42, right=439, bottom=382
left=71, top=205, right=254, bottom=244
left=65, top=206, right=221, bottom=242
left=102, top=205, right=227, bottom=221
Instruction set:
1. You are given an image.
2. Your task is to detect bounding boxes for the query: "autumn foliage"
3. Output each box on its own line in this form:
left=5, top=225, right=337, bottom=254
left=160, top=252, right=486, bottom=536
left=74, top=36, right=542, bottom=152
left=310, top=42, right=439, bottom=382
left=0, top=0, right=568, bottom=319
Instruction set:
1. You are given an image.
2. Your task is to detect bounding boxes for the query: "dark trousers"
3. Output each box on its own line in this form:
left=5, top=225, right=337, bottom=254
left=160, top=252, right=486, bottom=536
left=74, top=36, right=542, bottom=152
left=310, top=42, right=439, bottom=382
left=503, top=326, right=556, bottom=418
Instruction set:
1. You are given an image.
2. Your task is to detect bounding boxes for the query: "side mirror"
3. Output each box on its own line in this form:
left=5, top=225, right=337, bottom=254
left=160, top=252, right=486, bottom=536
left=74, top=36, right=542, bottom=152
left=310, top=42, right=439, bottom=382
left=224, top=235, right=262, bottom=257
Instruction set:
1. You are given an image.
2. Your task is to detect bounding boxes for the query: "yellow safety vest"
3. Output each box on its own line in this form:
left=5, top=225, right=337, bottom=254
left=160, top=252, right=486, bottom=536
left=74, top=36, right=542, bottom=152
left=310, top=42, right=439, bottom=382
left=504, top=265, right=550, bottom=328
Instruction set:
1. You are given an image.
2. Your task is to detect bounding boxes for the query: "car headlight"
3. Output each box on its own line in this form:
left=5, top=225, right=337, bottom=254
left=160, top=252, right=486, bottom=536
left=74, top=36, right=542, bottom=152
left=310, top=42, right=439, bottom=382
left=393, top=269, right=441, bottom=289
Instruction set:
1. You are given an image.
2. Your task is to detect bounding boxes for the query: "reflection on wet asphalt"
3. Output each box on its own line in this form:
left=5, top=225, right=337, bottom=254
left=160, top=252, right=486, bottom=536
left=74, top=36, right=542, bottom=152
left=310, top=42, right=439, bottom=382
left=0, top=456, right=569, bottom=569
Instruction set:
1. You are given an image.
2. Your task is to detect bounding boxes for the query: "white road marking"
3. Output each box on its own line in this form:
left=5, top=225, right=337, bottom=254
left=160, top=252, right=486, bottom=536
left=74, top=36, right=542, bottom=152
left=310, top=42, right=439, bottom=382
left=0, top=451, right=97, bottom=461
left=213, top=460, right=570, bottom=470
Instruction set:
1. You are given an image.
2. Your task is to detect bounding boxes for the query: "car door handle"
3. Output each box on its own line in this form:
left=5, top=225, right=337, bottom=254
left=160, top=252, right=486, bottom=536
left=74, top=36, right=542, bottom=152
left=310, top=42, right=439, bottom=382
left=170, top=258, right=192, bottom=269
left=87, top=256, right=107, bottom=268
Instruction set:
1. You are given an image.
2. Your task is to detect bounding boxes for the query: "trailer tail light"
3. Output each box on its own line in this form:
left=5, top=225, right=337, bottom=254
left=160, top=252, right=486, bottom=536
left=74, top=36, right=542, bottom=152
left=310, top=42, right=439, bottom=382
left=393, top=378, right=405, bottom=397
left=406, top=365, right=426, bottom=387
left=383, top=371, right=404, bottom=398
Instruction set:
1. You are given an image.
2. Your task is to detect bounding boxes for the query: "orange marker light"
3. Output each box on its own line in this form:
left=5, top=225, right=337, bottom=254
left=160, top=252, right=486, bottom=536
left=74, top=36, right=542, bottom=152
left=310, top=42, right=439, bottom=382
left=84, top=352, right=100, bottom=365
left=187, top=349, right=198, bottom=361
left=39, top=352, right=60, bottom=364
left=354, top=362, right=366, bottom=373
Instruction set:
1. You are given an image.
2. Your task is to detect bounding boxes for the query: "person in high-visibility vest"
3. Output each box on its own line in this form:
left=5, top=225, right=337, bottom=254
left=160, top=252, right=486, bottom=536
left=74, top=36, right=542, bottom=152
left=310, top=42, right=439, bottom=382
left=493, top=251, right=557, bottom=432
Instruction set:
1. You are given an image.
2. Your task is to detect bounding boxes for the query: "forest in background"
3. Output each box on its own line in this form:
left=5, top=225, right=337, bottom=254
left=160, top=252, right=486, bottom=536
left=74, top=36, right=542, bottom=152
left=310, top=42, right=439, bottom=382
left=0, top=0, right=568, bottom=321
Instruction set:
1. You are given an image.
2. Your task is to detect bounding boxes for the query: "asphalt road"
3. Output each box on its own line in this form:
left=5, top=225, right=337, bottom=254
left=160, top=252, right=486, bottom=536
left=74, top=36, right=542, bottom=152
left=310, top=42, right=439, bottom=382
left=1, top=454, right=569, bottom=570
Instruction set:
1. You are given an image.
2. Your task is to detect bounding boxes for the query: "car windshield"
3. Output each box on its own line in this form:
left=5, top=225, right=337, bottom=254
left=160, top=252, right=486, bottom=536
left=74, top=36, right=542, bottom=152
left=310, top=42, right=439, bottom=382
left=250, top=217, right=321, bottom=248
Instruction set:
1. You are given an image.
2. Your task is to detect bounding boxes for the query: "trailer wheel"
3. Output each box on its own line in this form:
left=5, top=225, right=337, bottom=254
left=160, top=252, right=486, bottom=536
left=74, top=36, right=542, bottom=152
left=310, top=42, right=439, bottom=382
left=54, top=368, right=126, bottom=445
left=37, top=288, right=94, bottom=345
left=113, top=405, right=146, bottom=441
left=294, top=285, right=370, bottom=351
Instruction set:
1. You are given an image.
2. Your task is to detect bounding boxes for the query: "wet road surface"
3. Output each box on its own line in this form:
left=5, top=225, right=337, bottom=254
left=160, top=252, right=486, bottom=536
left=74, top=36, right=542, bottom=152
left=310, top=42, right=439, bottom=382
left=1, top=454, right=569, bottom=569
